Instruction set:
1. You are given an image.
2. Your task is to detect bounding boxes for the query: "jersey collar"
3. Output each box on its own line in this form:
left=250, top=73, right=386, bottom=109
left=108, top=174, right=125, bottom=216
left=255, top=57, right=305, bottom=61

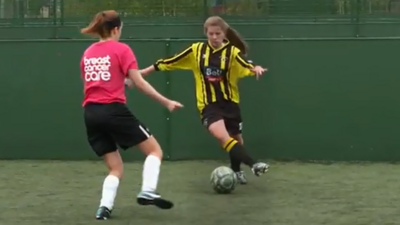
left=207, top=40, right=230, bottom=53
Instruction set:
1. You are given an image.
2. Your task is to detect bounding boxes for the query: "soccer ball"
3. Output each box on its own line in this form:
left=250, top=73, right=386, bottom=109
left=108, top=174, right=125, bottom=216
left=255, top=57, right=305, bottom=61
left=210, top=166, right=237, bottom=194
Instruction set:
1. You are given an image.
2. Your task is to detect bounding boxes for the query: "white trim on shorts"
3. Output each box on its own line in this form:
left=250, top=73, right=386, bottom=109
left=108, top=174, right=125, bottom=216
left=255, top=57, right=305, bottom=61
left=139, top=125, right=151, bottom=138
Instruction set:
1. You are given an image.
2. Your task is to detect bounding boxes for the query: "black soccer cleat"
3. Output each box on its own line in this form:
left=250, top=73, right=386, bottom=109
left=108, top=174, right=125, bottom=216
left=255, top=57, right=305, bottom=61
left=137, top=191, right=174, bottom=209
left=95, top=206, right=112, bottom=220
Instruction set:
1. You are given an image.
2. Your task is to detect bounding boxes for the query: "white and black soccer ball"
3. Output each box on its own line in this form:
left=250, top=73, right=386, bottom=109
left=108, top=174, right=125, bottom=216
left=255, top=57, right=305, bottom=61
left=210, top=166, right=237, bottom=194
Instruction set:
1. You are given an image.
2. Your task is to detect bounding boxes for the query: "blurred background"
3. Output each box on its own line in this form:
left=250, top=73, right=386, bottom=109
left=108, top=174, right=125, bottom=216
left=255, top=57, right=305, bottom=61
left=0, top=0, right=399, bottom=25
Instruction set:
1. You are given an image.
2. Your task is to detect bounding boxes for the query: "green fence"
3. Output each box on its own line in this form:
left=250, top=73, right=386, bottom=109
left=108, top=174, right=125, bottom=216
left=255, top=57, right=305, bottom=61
left=0, top=0, right=399, bottom=161
left=0, top=38, right=399, bottom=161
left=1, top=0, right=400, bottom=39
left=1, top=22, right=400, bottom=39
left=1, top=0, right=400, bottom=25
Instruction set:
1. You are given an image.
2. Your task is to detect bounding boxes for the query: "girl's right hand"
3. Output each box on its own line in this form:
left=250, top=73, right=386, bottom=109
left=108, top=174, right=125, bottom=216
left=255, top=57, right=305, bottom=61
left=165, top=100, right=184, bottom=112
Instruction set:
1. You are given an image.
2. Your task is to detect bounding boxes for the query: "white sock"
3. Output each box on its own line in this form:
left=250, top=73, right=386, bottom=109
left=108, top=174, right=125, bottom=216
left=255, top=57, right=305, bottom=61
left=99, top=175, right=120, bottom=209
left=141, top=154, right=161, bottom=192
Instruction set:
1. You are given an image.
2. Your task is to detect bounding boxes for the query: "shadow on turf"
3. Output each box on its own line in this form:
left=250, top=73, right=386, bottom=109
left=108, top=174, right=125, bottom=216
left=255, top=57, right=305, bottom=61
left=115, top=205, right=180, bottom=221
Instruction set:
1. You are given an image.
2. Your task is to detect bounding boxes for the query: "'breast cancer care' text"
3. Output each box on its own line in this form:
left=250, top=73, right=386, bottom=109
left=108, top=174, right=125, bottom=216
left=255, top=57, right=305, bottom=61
left=84, top=55, right=112, bottom=82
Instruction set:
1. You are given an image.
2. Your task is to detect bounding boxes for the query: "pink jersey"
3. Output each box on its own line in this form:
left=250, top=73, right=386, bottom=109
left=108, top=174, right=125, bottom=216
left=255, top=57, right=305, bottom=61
left=80, top=40, right=138, bottom=106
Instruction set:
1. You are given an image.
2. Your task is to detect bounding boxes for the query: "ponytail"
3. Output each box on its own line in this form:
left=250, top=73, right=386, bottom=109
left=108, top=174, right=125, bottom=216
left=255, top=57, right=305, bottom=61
left=81, top=12, right=105, bottom=38
left=226, top=27, right=248, bottom=55
left=81, top=10, right=121, bottom=39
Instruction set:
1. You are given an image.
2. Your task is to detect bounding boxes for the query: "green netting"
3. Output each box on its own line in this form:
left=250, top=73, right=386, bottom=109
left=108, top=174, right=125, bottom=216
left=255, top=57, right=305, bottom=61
left=0, top=0, right=399, bottom=25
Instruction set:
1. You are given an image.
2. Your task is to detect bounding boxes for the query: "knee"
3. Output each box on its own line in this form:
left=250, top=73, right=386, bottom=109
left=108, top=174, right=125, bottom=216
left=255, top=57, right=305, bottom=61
left=232, top=134, right=244, bottom=145
left=208, top=120, right=231, bottom=145
left=109, top=164, right=124, bottom=179
left=151, top=148, right=163, bottom=160
left=147, top=137, right=163, bottom=160
left=103, top=151, right=124, bottom=179
left=137, top=136, right=163, bottom=160
left=213, top=132, right=230, bottom=144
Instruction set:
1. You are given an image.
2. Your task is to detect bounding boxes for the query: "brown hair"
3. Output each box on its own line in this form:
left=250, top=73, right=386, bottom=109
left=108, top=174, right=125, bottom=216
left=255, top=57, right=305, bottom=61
left=81, top=10, right=121, bottom=39
left=204, top=16, right=248, bottom=55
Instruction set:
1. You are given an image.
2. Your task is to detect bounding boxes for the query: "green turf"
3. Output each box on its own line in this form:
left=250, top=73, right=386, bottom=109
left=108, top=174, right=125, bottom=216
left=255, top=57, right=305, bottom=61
left=0, top=160, right=398, bottom=225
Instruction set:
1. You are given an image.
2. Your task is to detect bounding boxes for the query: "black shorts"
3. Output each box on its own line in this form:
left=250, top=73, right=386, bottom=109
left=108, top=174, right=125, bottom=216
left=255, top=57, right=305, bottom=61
left=84, top=102, right=152, bottom=157
left=201, top=101, right=243, bottom=135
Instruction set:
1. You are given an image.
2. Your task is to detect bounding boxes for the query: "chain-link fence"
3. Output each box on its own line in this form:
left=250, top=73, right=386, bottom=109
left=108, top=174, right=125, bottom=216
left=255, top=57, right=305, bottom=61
left=0, top=0, right=400, bottom=25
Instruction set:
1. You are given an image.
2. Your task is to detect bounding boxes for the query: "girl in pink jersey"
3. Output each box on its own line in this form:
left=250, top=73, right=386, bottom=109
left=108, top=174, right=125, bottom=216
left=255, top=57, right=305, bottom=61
left=80, top=10, right=182, bottom=220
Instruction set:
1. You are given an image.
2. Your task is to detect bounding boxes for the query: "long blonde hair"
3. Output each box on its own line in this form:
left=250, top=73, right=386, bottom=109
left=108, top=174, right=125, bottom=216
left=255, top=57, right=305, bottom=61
left=204, top=16, right=248, bottom=55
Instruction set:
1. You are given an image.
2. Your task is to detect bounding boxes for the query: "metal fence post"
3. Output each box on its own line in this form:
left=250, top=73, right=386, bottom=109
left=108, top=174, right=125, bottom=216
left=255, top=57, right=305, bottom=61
left=164, top=39, right=172, bottom=160
left=14, top=0, right=24, bottom=25
left=353, top=0, right=361, bottom=37
left=52, top=0, right=57, bottom=38
left=203, top=0, right=209, bottom=20
left=60, top=0, right=64, bottom=25
left=52, top=0, right=57, bottom=25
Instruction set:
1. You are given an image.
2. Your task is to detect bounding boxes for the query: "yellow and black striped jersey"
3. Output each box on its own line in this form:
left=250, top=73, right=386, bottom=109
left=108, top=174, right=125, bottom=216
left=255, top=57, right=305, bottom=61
left=153, top=41, right=255, bottom=112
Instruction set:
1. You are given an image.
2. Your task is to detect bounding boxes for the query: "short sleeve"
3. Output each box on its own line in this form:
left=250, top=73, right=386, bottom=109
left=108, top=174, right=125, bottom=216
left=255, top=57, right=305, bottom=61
left=120, top=45, right=138, bottom=76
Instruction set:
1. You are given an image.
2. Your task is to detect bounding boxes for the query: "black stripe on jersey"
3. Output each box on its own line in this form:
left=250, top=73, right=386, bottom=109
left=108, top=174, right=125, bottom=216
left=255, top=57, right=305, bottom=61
left=199, top=43, right=211, bottom=105
left=235, top=52, right=254, bottom=69
left=223, top=45, right=232, bottom=100
left=211, top=49, right=226, bottom=102
left=162, top=47, right=193, bottom=64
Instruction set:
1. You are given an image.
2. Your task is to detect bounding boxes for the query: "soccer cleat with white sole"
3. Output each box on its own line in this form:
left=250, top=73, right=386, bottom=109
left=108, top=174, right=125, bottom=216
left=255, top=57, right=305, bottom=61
left=235, top=171, right=248, bottom=184
left=137, top=191, right=174, bottom=209
left=251, top=162, right=269, bottom=176
left=95, top=206, right=112, bottom=220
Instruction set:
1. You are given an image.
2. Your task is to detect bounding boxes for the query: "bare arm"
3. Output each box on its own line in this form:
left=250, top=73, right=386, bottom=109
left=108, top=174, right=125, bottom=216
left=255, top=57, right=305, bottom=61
left=128, top=69, right=170, bottom=106
left=140, top=65, right=156, bottom=77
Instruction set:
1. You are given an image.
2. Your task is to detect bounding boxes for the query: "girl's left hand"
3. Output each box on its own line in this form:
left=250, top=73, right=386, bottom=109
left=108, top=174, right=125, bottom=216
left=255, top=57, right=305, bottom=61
left=125, top=78, right=134, bottom=89
left=251, top=66, right=268, bottom=80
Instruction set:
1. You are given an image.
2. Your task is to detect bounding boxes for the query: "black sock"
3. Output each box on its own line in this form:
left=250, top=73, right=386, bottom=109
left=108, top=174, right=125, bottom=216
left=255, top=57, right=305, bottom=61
left=229, top=153, right=241, bottom=172
left=223, top=138, right=255, bottom=168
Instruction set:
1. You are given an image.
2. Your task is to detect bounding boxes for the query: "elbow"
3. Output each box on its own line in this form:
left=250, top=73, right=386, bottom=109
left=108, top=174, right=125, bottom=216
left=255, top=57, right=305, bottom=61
left=131, top=78, right=147, bottom=90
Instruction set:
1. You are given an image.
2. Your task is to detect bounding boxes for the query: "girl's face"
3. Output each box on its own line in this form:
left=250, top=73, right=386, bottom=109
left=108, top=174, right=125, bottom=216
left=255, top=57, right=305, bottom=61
left=206, top=25, right=225, bottom=48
